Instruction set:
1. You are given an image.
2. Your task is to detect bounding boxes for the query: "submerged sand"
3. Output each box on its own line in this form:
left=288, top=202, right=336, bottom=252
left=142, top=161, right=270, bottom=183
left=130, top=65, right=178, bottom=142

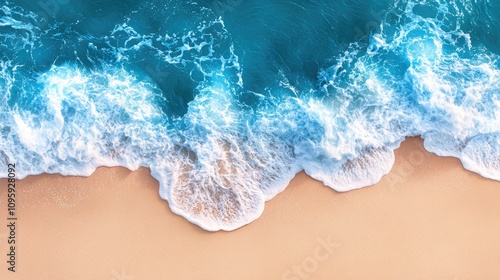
left=1, top=137, right=500, bottom=279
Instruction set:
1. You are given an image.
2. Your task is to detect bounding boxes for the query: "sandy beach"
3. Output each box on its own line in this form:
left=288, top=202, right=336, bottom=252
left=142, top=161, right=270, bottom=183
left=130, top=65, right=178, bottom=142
left=1, top=137, right=500, bottom=279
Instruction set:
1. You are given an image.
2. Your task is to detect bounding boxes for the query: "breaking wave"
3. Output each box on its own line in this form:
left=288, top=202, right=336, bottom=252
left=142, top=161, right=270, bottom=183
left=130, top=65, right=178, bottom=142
left=0, top=0, right=499, bottom=230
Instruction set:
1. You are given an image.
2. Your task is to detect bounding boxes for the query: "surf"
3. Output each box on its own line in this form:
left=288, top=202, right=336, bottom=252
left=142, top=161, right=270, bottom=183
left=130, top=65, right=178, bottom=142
left=0, top=0, right=498, bottom=230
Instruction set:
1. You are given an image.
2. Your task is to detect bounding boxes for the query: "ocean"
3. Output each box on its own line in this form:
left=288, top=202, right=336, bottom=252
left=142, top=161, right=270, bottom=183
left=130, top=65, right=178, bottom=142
left=0, top=0, right=499, bottom=230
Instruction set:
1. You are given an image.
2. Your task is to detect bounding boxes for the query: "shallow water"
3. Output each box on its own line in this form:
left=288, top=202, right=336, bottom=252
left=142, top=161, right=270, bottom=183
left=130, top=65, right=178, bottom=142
left=0, top=0, right=499, bottom=230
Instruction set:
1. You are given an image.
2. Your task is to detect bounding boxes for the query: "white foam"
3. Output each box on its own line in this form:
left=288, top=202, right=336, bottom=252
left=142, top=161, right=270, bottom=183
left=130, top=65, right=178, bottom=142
left=0, top=0, right=499, bottom=232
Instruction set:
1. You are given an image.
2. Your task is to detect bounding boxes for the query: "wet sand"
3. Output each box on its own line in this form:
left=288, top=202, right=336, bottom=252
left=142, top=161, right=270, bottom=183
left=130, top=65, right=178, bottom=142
left=1, top=137, right=500, bottom=279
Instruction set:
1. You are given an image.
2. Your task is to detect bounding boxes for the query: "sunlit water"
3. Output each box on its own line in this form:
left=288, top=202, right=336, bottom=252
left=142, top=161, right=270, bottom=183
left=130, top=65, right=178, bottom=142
left=0, top=0, right=499, bottom=230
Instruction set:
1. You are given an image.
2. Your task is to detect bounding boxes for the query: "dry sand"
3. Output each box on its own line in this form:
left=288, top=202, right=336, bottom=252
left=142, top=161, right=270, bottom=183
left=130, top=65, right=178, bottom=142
left=1, top=137, right=500, bottom=279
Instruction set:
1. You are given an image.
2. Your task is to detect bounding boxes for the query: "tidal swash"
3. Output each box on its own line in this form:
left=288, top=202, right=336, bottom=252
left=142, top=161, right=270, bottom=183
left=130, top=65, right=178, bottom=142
left=0, top=0, right=499, bottom=230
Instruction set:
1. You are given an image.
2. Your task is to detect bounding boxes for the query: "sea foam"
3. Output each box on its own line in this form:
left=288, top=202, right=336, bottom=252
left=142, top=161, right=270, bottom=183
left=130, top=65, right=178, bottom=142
left=0, top=0, right=499, bottom=230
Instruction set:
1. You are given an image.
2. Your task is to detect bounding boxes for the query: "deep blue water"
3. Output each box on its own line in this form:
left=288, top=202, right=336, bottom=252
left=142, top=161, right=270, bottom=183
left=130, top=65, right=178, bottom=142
left=0, top=0, right=499, bottom=230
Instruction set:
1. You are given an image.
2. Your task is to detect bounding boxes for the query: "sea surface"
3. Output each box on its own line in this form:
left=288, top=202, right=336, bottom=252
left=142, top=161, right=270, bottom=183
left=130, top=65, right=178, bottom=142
left=0, top=0, right=499, bottom=230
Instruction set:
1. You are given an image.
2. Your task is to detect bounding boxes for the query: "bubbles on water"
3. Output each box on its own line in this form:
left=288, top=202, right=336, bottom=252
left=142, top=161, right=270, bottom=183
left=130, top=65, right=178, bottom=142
left=0, top=0, right=499, bottom=230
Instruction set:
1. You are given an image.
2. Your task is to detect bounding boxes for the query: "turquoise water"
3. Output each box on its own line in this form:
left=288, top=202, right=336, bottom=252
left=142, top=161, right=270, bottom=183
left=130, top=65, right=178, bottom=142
left=0, top=0, right=499, bottom=230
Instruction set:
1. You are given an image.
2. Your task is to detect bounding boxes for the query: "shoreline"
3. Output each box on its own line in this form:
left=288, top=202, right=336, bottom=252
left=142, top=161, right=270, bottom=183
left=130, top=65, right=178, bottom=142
left=1, top=137, right=500, bottom=279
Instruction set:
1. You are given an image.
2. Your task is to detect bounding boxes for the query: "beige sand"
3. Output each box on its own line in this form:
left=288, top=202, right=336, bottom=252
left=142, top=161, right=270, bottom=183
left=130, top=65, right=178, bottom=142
left=1, top=137, right=500, bottom=280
